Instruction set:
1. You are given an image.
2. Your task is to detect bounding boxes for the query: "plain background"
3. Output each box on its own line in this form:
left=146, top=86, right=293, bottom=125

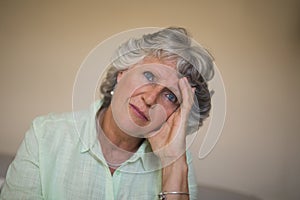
left=0, top=1, right=299, bottom=199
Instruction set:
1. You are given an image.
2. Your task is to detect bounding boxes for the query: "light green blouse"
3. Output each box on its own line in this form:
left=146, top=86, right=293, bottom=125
left=0, top=100, right=197, bottom=200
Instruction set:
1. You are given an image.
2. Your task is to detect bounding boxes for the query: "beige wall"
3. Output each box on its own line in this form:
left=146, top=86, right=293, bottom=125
left=0, top=0, right=299, bottom=199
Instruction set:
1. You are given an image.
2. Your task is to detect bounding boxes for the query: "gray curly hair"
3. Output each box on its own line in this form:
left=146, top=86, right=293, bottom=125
left=100, top=27, right=215, bottom=134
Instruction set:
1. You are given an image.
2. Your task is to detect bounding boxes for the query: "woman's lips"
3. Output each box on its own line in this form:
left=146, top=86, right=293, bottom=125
left=129, top=103, right=149, bottom=121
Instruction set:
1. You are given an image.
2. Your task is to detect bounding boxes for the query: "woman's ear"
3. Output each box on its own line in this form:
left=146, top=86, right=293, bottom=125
left=117, top=70, right=127, bottom=83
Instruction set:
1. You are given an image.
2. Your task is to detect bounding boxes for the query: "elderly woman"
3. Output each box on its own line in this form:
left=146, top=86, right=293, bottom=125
left=0, top=27, right=214, bottom=200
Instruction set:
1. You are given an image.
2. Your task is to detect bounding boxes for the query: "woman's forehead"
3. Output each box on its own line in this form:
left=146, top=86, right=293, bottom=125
left=140, top=56, right=177, bottom=68
left=130, top=56, right=180, bottom=79
left=131, top=63, right=180, bottom=83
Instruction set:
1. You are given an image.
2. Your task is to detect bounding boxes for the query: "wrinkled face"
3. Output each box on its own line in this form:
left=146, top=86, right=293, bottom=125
left=111, top=57, right=182, bottom=137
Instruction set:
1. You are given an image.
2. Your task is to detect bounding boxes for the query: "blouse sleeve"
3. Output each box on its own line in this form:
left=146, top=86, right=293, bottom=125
left=187, top=151, right=198, bottom=200
left=0, top=121, right=43, bottom=200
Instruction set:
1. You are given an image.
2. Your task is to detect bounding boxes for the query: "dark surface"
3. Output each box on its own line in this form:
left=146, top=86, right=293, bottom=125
left=198, top=185, right=262, bottom=200
left=0, top=154, right=14, bottom=178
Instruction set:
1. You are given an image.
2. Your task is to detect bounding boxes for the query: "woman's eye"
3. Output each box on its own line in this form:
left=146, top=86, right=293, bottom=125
left=165, top=92, right=178, bottom=103
left=143, top=71, right=154, bottom=82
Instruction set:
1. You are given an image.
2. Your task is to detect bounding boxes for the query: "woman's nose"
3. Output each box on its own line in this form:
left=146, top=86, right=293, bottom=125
left=142, top=86, right=163, bottom=107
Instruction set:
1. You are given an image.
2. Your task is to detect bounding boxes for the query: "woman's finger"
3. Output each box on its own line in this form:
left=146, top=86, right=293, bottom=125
left=179, top=77, right=195, bottom=115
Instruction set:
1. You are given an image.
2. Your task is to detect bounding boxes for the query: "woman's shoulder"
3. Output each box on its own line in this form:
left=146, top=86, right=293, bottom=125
left=30, top=109, right=91, bottom=140
left=33, top=111, right=81, bottom=128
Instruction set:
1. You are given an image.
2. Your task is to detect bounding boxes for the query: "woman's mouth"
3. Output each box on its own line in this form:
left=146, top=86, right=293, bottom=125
left=129, top=103, right=149, bottom=122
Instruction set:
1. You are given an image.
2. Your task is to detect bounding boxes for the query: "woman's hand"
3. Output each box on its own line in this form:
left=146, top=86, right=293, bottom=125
left=148, top=77, right=195, bottom=165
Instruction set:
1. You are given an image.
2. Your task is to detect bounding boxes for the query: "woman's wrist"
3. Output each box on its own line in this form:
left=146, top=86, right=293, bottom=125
left=161, top=154, right=189, bottom=200
left=162, top=155, right=188, bottom=188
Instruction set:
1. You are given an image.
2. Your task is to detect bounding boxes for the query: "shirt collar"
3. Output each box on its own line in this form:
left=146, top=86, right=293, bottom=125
left=76, top=100, right=161, bottom=171
left=126, top=140, right=161, bottom=172
left=76, top=100, right=103, bottom=153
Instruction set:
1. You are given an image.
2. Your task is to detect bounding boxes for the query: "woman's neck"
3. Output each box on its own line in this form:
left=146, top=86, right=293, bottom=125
left=99, top=106, right=144, bottom=153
